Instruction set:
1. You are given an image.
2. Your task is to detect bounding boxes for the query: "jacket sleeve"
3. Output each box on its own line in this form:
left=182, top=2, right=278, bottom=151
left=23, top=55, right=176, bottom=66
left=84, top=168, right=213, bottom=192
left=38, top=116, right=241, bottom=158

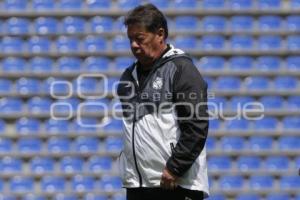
left=166, top=57, right=209, bottom=177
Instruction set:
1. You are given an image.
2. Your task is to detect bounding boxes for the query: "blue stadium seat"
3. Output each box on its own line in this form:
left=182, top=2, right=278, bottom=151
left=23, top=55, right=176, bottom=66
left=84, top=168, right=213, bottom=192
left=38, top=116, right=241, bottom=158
left=199, top=56, right=225, bottom=71
left=105, top=137, right=123, bottom=152
left=1, top=37, right=24, bottom=53
left=202, top=0, right=225, bottom=9
left=90, top=16, right=113, bottom=33
left=16, top=78, right=41, bottom=95
left=216, top=76, right=241, bottom=91
left=174, top=16, right=198, bottom=31
left=114, top=17, right=126, bottom=32
left=117, top=0, right=141, bottom=9
left=0, top=79, right=13, bottom=94
left=245, top=76, right=269, bottom=90
left=258, top=35, right=281, bottom=50
left=83, top=36, right=106, bottom=52
left=230, top=16, right=254, bottom=31
left=59, top=0, right=83, bottom=10
left=0, top=98, right=23, bottom=113
left=279, top=136, right=300, bottom=150
left=225, top=119, right=249, bottom=130
left=29, top=57, right=54, bottom=73
left=206, top=137, right=216, bottom=150
left=0, top=195, right=16, bottom=200
left=57, top=57, right=81, bottom=72
left=0, top=157, right=22, bottom=172
left=259, top=16, right=282, bottom=31
left=5, top=17, right=30, bottom=34
left=99, top=176, right=122, bottom=191
left=4, top=0, right=27, bottom=10
left=53, top=98, right=80, bottom=113
left=34, top=17, right=58, bottom=34
left=237, top=156, right=261, bottom=171
left=62, top=17, right=85, bottom=34
left=60, top=156, right=84, bottom=173
left=106, top=77, right=120, bottom=93
left=83, top=194, right=107, bottom=200
left=87, top=0, right=110, bottom=9
left=219, top=175, right=244, bottom=190
left=287, top=56, right=300, bottom=71
left=258, top=0, right=281, bottom=9
left=32, top=0, right=55, bottom=10
left=2, top=57, right=25, bottom=72
left=88, top=156, right=112, bottom=172
left=208, top=156, right=231, bottom=170
left=202, top=35, right=225, bottom=50
left=43, top=77, right=71, bottom=96
left=231, top=35, right=253, bottom=50
left=265, top=156, right=289, bottom=170
left=71, top=117, right=98, bottom=133
left=287, top=96, right=300, bottom=109
left=282, top=116, right=300, bottom=130
left=228, top=56, right=253, bottom=71
left=203, top=76, right=214, bottom=89
left=75, top=137, right=99, bottom=152
left=148, top=0, right=169, bottom=9
left=80, top=99, right=109, bottom=113
left=74, top=77, right=98, bottom=94
left=173, top=0, right=197, bottom=9
left=249, top=175, right=274, bottom=190
left=274, top=76, right=298, bottom=90
left=0, top=138, right=12, bottom=153
left=0, top=119, right=5, bottom=133
left=260, top=96, right=284, bottom=109
left=115, top=56, right=134, bottom=71
left=256, top=56, right=281, bottom=71
left=41, top=176, right=65, bottom=192
left=207, top=119, right=221, bottom=131
left=280, top=176, right=300, bottom=189
left=56, top=36, right=80, bottom=53
left=203, top=16, right=226, bottom=31
left=45, top=119, right=69, bottom=134
left=16, top=117, right=41, bottom=134
left=48, top=137, right=71, bottom=153
left=229, top=0, right=253, bottom=9
left=236, top=194, right=260, bottom=200
left=173, top=36, right=198, bottom=49
left=228, top=96, right=255, bottom=110
left=287, top=35, right=300, bottom=50
left=287, top=15, right=300, bottom=31
left=28, top=97, right=52, bottom=114
left=265, top=194, right=290, bottom=200
left=253, top=116, right=278, bottom=130
left=112, top=36, right=130, bottom=51
left=28, top=36, right=51, bottom=53
left=221, top=136, right=245, bottom=151
left=18, top=138, right=42, bottom=153
left=83, top=57, right=110, bottom=72
left=72, top=175, right=95, bottom=192
left=10, top=176, right=33, bottom=192
left=291, top=0, right=300, bottom=8
left=30, top=157, right=54, bottom=173
left=103, top=119, right=123, bottom=133
left=249, top=136, right=273, bottom=150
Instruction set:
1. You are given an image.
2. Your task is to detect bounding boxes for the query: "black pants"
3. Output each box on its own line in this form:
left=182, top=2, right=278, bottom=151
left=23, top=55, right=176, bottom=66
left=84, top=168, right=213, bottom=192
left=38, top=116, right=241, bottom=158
left=126, top=186, right=204, bottom=200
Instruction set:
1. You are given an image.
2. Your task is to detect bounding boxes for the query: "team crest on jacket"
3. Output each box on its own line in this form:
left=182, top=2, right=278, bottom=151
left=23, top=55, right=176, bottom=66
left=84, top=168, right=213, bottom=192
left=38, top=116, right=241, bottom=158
left=152, top=77, right=163, bottom=90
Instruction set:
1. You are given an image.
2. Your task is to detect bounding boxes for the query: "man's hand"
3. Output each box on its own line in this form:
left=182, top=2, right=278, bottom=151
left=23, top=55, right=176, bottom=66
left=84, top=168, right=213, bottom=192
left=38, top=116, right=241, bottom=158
left=160, top=167, right=178, bottom=190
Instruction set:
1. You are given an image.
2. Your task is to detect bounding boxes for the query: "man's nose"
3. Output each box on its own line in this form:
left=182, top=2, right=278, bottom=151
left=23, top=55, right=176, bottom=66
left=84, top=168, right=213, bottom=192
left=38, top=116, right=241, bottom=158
left=130, top=40, right=139, bottom=48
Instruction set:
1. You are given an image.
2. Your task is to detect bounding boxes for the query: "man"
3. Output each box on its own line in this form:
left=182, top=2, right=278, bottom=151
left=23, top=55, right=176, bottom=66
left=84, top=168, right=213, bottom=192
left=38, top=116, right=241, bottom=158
left=117, top=4, right=209, bottom=200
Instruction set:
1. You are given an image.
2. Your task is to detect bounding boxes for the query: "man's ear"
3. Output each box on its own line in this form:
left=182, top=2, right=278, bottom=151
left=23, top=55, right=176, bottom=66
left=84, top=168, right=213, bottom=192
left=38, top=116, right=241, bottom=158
left=157, top=28, right=165, bottom=41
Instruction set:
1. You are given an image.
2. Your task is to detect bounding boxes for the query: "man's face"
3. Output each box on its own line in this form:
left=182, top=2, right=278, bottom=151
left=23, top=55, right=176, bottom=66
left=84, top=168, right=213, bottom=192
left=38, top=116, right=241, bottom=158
left=127, top=24, right=164, bottom=64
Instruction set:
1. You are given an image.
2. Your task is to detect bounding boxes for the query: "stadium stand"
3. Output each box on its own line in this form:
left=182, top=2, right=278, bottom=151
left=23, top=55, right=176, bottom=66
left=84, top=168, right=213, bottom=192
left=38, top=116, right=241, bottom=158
left=0, top=0, right=299, bottom=199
